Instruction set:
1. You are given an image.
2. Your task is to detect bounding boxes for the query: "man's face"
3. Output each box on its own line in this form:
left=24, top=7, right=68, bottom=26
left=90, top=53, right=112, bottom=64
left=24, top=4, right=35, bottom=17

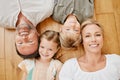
left=15, top=24, right=39, bottom=55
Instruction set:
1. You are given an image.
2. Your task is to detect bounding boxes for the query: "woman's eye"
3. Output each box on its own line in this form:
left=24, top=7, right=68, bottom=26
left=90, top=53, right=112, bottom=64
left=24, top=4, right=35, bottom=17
left=85, top=35, right=90, bottom=37
left=96, top=34, right=101, bottom=36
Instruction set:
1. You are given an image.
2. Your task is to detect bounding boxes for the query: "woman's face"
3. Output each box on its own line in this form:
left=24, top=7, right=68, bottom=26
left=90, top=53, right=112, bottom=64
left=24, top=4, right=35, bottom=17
left=82, top=24, right=103, bottom=53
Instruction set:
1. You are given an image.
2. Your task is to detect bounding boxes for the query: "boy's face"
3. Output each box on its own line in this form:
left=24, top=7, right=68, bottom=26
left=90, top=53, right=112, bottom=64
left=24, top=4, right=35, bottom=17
left=39, top=38, right=59, bottom=61
left=61, top=15, right=80, bottom=35
left=15, top=24, right=39, bottom=55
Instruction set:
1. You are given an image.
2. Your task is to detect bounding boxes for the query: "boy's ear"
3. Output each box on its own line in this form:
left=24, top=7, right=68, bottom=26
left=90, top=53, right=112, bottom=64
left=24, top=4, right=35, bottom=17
left=59, top=25, right=64, bottom=32
left=56, top=47, right=60, bottom=52
left=60, top=27, right=62, bottom=32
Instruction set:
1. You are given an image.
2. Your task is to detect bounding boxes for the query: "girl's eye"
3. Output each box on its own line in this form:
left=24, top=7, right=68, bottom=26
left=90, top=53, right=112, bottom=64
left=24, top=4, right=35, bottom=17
left=40, top=46, right=44, bottom=48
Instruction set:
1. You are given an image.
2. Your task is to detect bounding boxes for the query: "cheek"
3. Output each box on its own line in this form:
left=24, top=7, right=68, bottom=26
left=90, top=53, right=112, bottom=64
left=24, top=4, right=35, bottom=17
left=99, top=38, right=104, bottom=47
left=83, top=38, right=89, bottom=44
left=39, top=48, right=42, bottom=53
left=15, top=36, right=21, bottom=42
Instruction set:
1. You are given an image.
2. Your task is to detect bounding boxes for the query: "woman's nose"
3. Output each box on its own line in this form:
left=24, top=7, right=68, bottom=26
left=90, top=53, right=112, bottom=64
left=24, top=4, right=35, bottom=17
left=91, top=36, right=96, bottom=42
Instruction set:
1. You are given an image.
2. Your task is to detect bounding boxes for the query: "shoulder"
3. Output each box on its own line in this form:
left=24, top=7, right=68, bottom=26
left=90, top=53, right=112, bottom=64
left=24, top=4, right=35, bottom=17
left=106, top=54, right=120, bottom=60
left=18, top=59, right=35, bottom=73
left=64, top=58, right=77, bottom=64
left=62, top=58, right=77, bottom=68
left=52, top=59, right=63, bottom=67
left=106, top=54, right=120, bottom=63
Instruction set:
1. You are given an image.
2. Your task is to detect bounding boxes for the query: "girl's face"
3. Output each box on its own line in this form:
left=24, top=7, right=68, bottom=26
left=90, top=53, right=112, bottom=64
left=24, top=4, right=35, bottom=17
left=39, top=38, right=59, bottom=60
left=82, top=24, right=103, bottom=53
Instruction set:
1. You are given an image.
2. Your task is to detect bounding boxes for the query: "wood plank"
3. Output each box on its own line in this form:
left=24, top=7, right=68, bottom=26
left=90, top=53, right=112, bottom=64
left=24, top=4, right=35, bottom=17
left=37, top=17, right=60, bottom=34
left=112, top=0, right=120, bottom=14
left=0, top=59, right=5, bottom=80
left=5, top=29, right=23, bottom=80
left=114, top=12, right=120, bottom=54
left=95, top=0, right=114, bottom=14
left=0, top=27, right=4, bottom=58
left=96, top=14, right=120, bottom=54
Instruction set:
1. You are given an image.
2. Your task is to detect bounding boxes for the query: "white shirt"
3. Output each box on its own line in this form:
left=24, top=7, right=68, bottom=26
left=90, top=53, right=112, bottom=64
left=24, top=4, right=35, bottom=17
left=0, top=0, right=54, bottom=29
left=18, top=59, right=63, bottom=80
left=59, top=54, right=120, bottom=80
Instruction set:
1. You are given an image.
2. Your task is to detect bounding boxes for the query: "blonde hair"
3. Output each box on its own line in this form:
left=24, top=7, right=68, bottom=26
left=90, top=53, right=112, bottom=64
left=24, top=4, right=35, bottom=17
left=59, top=32, right=81, bottom=49
left=81, top=19, right=103, bottom=32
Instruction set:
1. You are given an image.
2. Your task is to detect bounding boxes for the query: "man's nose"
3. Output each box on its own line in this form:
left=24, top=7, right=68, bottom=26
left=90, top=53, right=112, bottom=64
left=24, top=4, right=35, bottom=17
left=21, top=34, right=29, bottom=42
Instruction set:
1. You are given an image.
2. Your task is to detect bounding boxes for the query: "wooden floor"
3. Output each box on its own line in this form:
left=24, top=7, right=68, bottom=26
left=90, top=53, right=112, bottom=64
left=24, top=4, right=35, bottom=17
left=0, top=0, right=120, bottom=80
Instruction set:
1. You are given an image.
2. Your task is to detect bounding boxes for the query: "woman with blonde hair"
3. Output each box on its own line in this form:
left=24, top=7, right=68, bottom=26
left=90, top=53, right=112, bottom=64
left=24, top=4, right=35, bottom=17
left=59, top=19, right=120, bottom=80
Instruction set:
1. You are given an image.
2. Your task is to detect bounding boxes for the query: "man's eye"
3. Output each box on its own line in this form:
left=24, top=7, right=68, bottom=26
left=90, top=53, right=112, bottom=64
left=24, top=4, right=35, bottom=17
left=28, top=40, right=33, bottom=43
left=17, top=42, right=23, bottom=45
left=28, top=40, right=34, bottom=44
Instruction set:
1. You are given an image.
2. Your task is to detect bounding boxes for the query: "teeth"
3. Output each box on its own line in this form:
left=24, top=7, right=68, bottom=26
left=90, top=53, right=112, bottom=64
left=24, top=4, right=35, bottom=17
left=90, top=44, right=98, bottom=47
left=20, top=31, right=29, bottom=35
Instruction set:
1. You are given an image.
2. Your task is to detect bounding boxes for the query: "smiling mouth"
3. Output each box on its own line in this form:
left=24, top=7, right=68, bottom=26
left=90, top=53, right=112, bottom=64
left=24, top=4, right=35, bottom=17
left=89, top=44, right=99, bottom=48
left=19, top=31, right=29, bottom=36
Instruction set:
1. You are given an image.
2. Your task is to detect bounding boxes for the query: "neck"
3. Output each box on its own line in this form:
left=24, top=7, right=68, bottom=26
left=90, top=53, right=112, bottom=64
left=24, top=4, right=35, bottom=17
left=84, top=51, right=104, bottom=64
left=38, top=58, right=52, bottom=64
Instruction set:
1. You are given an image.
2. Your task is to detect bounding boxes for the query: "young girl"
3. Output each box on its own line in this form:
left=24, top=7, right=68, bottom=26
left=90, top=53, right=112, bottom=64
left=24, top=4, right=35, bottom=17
left=18, top=30, right=63, bottom=80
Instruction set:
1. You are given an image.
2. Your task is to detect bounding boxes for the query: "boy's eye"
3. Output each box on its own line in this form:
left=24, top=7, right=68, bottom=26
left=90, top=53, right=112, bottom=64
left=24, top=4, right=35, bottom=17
left=28, top=40, right=33, bottom=43
left=66, top=29, right=70, bottom=31
left=74, top=30, right=79, bottom=32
